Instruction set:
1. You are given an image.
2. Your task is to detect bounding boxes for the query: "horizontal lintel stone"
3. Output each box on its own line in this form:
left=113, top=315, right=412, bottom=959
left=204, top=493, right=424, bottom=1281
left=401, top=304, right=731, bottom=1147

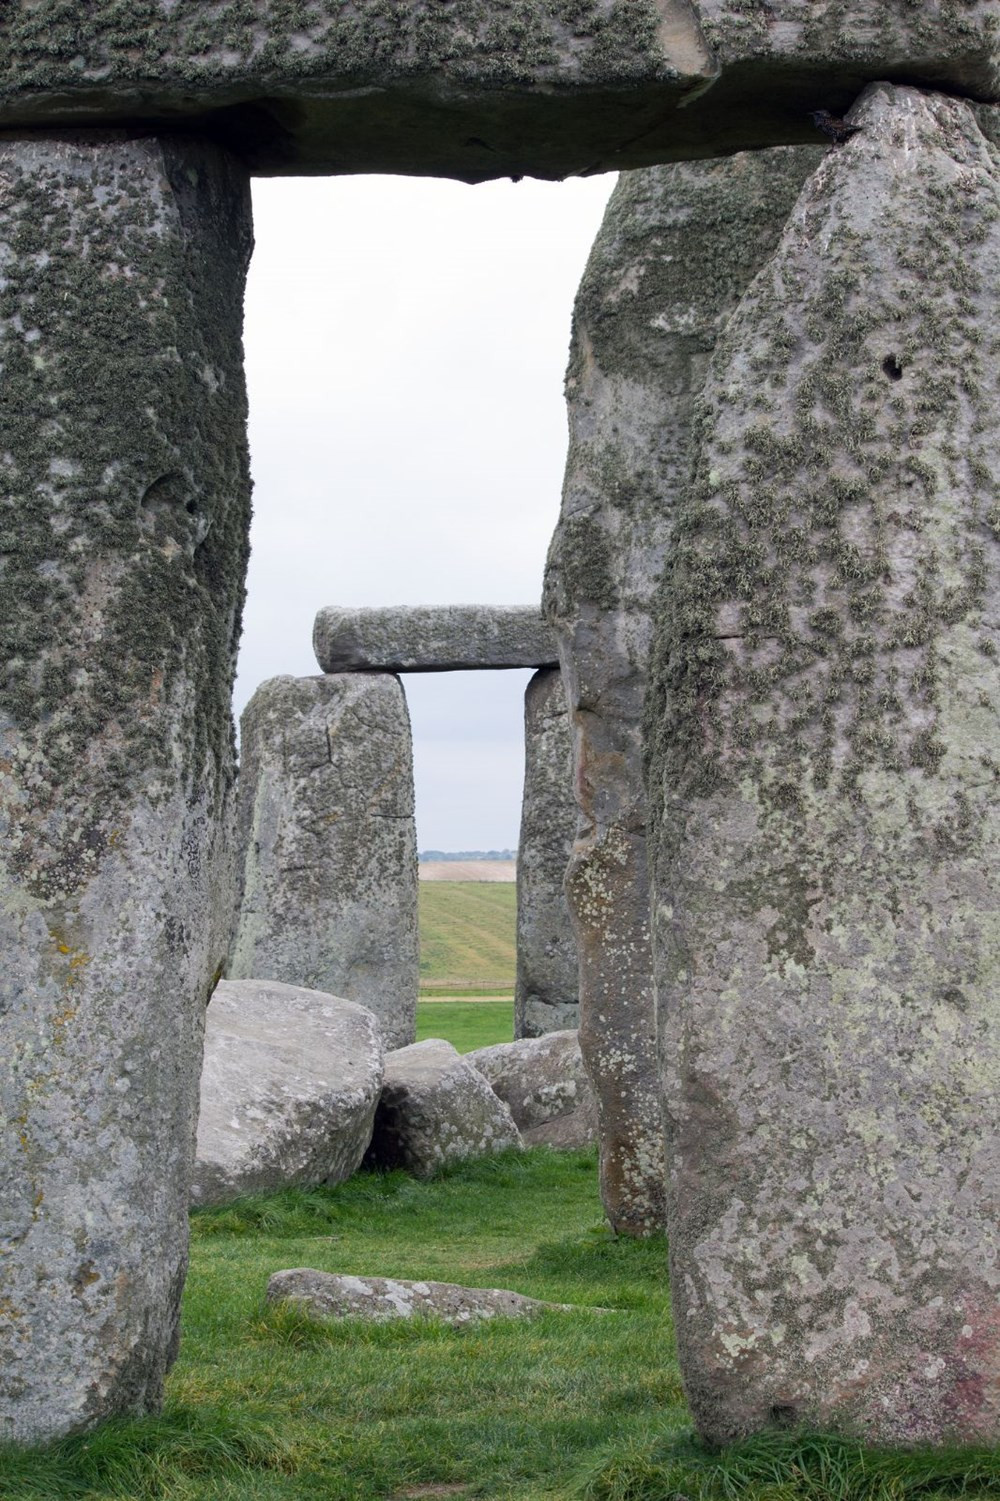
left=0, top=3, right=997, bottom=178
left=313, top=606, right=558, bottom=674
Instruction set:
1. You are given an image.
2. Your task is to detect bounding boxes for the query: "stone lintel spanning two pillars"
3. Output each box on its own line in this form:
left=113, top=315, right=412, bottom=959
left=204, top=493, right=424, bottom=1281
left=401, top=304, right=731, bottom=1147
left=0, top=132, right=252, bottom=1444
left=0, top=2, right=997, bottom=179
left=646, top=84, right=1000, bottom=1444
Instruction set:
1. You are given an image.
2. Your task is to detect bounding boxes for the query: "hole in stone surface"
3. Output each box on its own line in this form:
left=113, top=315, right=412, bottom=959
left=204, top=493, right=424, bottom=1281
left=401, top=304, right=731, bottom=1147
left=770, top=1404, right=798, bottom=1428
left=882, top=353, right=903, bottom=381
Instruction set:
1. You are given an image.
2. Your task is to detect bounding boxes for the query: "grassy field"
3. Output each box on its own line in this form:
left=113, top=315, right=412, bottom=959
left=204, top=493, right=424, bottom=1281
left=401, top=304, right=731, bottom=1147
left=418, top=882, right=516, bottom=995
left=416, top=999, right=514, bottom=1053
left=6, top=1152, right=1000, bottom=1500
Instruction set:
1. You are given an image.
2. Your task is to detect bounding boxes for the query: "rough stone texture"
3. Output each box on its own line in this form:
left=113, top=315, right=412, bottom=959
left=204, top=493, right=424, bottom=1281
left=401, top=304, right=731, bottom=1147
left=646, top=84, right=1000, bottom=1445
left=364, top=1039, right=522, bottom=1177
left=468, top=1032, right=597, bottom=1149
left=0, top=5, right=997, bottom=178
left=313, top=605, right=556, bottom=675
left=229, top=674, right=418, bottom=1050
left=193, top=980, right=383, bottom=1208
left=267, top=1269, right=581, bottom=1324
left=544, top=144, right=820, bottom=1235
left=515, top=669, right=579, bottom=1039
left=0, top=134, right=252, bottom=1444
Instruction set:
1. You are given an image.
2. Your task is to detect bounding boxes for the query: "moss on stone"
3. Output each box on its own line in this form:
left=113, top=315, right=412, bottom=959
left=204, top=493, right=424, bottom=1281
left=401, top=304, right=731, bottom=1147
left=0, top=132, right=252, bottom=903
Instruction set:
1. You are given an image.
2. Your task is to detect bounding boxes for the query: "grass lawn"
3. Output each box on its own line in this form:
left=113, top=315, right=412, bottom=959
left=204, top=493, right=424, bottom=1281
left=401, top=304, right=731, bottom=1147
left=419, top=883, right=516, bottom=992
left=5, top=1150, right=1000, bottom=1499
left=416, top=999, right=514, bottom=1053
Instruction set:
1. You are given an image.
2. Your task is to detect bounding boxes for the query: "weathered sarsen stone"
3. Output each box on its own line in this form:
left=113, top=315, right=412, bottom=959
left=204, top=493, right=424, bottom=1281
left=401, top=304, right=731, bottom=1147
left=313, top=605, right=556, bottom=675
left=646, top=84, right=1000, bottom=1444
left=193, top=980, right=383, bottom=1208
left=229, top=674, right=418, bottom=1049
left=0, top=134, right=252, bottom=1443
left=0, top=3, right=996, bottom=177
left=267, top=1269, right=585, bottom=1325
left=516, top=668, right=579, bottom=1038
left=545, top=144, right=820, bottom=1234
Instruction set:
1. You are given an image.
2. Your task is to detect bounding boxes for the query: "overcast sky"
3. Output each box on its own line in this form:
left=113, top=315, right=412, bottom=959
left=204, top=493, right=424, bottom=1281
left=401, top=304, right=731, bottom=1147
left=238, top=172, right=615, bottom=850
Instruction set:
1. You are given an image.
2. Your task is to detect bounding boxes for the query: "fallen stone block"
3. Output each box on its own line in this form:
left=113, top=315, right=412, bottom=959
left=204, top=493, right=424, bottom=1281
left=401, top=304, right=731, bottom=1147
left=468, top=1032, right=597, bottom=1150
left=313, top=605, right=557, bottom=675
left=193, top=980, right=383, bottom=1207
left=364, top=1039, right=522, bottom=1177
left=267, top=1269, right=582, bottom=1324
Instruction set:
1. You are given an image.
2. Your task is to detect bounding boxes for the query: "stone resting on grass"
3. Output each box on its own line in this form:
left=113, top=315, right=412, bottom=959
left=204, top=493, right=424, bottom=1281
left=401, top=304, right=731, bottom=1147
left=228, top=674, right=419, bottom=1050
left=192, top=980, right=384, bottom=1208
left=364, top=1039, right=522, bottom=1178
left=645, top=85, right=1000, bottom=1445
left=266, top=1269, right=584, bottom=1326
left=468, top=1032, right=597, bottom=1151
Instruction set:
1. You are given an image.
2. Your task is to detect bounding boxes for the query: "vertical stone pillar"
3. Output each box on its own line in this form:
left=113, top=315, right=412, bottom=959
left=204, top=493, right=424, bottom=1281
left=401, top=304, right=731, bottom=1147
left=229, top=674, right=419, bottom=1049
left=515, top=667, right=578, bottom=1038
left=647, top=85, right=1000, bottom=1443
left=544, top=146, right=820, bottom=1234
left=0, top=133, right=252, bottom=1443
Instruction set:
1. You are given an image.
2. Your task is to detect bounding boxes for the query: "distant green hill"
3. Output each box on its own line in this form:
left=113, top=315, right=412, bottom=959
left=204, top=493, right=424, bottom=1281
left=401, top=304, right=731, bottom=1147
left=418, top=881, right=516, bottom=993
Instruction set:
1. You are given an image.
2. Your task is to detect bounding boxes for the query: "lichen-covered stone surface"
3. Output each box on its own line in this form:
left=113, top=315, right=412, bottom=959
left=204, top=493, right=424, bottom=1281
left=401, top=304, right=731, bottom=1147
left=0, top=133, right=252, bottom=1444
left=646, top=83, right=1000, bottom=1444
left=267, top=1269, right=581, bottom=1324
left=544, top=144, right=819, bottom=1235
left=468, top=1031, right=598, bottom=1149
left=515, top=669, right=579, bottom=1038
left=313, top=605, right=556, bottom=675
left=364, top=1039, right=522, bottom=1177
left=193, top=979, right=383, bottom=1207
left=229, top=674, right=418, bottom=1050
left=0, top=4, right=996, bottom=177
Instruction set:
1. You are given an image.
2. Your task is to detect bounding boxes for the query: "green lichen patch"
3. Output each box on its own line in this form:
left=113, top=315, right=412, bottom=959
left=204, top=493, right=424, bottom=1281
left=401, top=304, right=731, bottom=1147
left=0, top=133, right=252, bottom=903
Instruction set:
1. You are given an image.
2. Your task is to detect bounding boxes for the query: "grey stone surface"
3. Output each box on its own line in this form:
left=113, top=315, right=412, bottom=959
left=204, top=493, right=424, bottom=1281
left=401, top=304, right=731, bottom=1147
left=544, top=143, right=821, bottom=1235
left=313, top=605, right=556, bottom=675
left=193, top=980, right=384, bottom=1208
left=646, top=84, right=1000, bottom=1445
left=515, top=669, right=579, bottom=1039
left=469, top=1032, right=597, bottom=1150
left=0, top=5, right=996, bottom=178
left=267, top=1269, right=582, bottom=1324
left=365, top=1039, right=522, bottom=1177
left=0, top=134, right=252, bottom=1444
left=229, top=674, right=418, bottom=1050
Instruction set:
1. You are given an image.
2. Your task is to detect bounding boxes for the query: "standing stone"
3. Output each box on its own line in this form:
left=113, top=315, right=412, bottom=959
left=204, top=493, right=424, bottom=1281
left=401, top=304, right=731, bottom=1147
left=0, top=133, right=252, bottom=1444
left=229, top=674, right=418, bottom=1049
left=647, top=84, right=1000, bottom=1444
left=544, top=145, right=820, bottom=1234
left=516, top=667, right=579, bottom=1037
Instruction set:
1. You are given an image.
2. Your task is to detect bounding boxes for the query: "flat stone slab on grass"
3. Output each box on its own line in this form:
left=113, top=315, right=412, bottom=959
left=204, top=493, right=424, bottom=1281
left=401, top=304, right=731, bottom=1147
left=0, top=3, right=997, bottom=178
left=193, top=979, right=383, bottom=1207
left=364, top=1039, right=522, bottom=1177
left=267, top=1269, right=580, bottom=1325
left=468, top=1032, right=597, bottom=1150
left=314, top=605, right=557, bottom=675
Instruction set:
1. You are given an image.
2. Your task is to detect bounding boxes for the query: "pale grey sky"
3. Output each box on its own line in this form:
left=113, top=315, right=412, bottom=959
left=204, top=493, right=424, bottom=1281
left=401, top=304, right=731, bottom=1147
left=238, top=172, right=615, bottom=849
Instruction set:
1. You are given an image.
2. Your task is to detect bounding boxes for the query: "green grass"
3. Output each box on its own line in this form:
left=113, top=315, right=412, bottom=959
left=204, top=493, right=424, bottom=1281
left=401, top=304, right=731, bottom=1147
left=419, top=882, right=516, bottom=990
left=6, top=1153, right=1000, bottom=1500
left=416, top=999, right=514, bottom=1053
